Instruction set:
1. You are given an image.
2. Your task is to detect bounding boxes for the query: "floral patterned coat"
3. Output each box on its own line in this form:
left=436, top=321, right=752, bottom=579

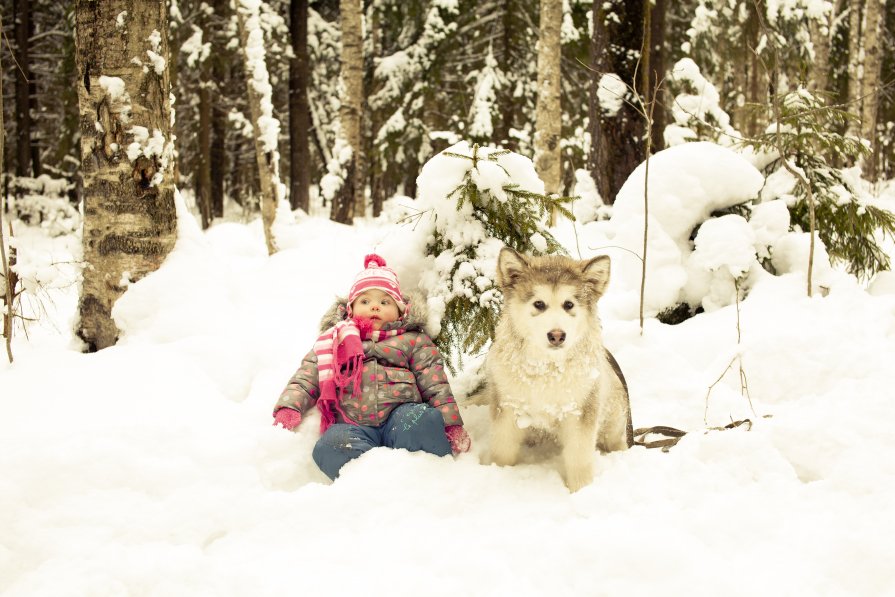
left=273, top=293, right=463, bottom=429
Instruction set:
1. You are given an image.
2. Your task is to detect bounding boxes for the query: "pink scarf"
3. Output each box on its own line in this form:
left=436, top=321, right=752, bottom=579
left=313, top=315, right=405, bottom=433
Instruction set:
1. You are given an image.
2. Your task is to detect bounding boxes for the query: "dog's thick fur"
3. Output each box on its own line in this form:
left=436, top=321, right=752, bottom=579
left=481, top=248, right=632, bottom=492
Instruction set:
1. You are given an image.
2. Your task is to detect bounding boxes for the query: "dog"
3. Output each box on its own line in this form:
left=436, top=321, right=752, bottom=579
left=479, top=247, right=632, bottom=492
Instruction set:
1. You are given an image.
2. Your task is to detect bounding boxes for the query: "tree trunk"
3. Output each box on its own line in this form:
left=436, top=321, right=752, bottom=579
left=808, top=0, right=841, bottom=95
left=847, top=0, right=863, bottom=137
left=648, top=0, right=667, bottom=152
left=236, top=0, right=282, bottom=254
left=496, top=0, right=517, bottom=151
left=333, top=0, right=364, bottom=223
left=198, top=74, right=213, bottom=229
left=860, top=0, right=886, bottom=181
left=588, top=1, right=646, bottom=204
left=13, top=0, right=38, bottom=177
left=290, top=0, right=311, bottom=213
left=74, top=0, right=177, bottom=351
left=210, top=0, right=228, bottom=218
left=534, top=0, right=562, bottom=198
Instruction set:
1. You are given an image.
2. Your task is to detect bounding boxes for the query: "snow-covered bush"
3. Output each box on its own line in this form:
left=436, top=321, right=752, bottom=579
left=606, top=142, right=776, bottom=319
left=749, top=87, right=895, bottom=280
left=411, top=141, right=572, bottom=365
left=5, top=175, right=80, bottom=237
left=604, top=137, right=853, bottom=320
left=665, top=58, right=741, bottom=148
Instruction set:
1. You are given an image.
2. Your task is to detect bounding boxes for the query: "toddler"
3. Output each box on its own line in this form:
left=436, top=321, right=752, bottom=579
left=273, top=254, right=471, bottom=479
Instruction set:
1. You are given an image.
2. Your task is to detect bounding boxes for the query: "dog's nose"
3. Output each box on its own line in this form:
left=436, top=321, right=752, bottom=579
left=547, top=330, right=566, bottom=346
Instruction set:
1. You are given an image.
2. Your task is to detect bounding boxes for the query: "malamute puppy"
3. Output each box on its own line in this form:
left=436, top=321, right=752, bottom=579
left=482, top=248, right=632, bottom=492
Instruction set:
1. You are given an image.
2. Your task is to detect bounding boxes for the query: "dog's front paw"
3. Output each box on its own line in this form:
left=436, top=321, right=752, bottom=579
left=562, top=462, right=594, bottom=492
left=489, top=444, right=521, bottom=467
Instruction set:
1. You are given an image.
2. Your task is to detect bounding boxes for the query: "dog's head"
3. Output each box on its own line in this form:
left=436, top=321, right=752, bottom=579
left=496, top=248, right=610, bottom=354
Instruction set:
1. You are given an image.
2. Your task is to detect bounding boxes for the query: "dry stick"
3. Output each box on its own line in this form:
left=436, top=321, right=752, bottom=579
left=1, top=214, right=12, bottom=365
left=0, top=14, right=11, bottom=365
left=704, top=279, right=755, bottom=424
left=639, top=0, right=652, bottom=335
left=751, top=0, right=816, bottom=297
left=639, top=86, right=659, bottom=335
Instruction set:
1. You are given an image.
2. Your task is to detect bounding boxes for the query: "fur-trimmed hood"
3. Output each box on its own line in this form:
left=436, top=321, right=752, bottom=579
left=317, top=290, right=432, bottom=335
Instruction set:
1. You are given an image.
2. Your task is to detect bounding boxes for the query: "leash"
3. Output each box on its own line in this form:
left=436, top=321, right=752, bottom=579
left=632, top=419, right=753, bottom=452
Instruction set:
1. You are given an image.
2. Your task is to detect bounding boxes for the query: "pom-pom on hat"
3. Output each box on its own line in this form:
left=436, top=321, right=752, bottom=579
left=347, top=254, right=406, bottom=313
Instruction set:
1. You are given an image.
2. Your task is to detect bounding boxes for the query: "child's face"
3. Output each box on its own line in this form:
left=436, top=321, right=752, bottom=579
left=351, top=289, right=400, bottom=330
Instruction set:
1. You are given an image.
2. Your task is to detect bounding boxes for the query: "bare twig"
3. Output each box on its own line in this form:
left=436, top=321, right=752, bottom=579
left=704, top=279, right=755, bottom=424
left=0, top=15, right=11, bottom=365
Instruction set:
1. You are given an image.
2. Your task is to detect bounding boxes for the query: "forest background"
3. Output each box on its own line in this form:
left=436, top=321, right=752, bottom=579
left=3, top=0, right=893, bottom=219
left=1, top=0, right=894, bottom=352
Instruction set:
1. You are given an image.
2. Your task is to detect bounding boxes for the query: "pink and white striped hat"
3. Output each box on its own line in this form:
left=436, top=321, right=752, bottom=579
left=347, top=254, right=406, bottom=313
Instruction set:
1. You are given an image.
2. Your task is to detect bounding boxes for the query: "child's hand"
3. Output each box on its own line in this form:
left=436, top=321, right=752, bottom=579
left=445, top=425, right=471, bottom=454
left=273, top=408, right=302, bottom=431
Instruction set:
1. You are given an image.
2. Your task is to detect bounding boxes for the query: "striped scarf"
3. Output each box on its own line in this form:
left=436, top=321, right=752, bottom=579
left=314, top=316, right=405, bottom=433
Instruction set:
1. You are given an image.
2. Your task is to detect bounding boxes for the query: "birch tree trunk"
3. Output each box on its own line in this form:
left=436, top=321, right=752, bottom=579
left=534, top=0, right=562, bottom=202
left=860, top=0, right=886, bottom=181
left=74, top=0, right=177, bottom=351
left=333, top=0, right=364, bottom=223
left=289, top=0, right=311, bottom=213
left=236, top=0, right=283, bottom=254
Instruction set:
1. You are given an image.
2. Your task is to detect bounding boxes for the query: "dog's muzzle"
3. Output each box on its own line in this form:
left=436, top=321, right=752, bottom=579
left=547, top=329, right=566, bottom=347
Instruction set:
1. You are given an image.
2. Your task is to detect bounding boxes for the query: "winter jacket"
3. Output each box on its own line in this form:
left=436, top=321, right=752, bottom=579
left=274, top=293, right=463, bottom=429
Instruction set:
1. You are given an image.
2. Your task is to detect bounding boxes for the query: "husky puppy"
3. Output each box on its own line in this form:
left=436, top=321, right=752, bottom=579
left=482, top=248, right=632, bottom=492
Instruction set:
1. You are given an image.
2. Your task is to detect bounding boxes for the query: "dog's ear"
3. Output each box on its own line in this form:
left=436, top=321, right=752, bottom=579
left=496, top=247, right=529, bottom=289
left=581, top=255, right=611, bottom=297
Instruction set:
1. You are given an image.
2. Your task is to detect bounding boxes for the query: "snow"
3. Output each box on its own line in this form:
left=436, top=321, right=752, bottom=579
left=596, top=73, right=627, bottom=116
left=4, top=148, right=895, bottom=596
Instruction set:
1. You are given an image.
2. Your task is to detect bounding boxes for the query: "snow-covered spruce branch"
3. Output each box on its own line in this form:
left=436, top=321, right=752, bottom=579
left=750, top=0, right=816, bottom=296
left=415, top=142, right=573, bottom=369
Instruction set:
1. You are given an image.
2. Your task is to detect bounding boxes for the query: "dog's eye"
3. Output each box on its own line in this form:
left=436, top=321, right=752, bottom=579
left=533, top=300, right=546, bottom=311
left=563, top=301, right=574, bottom=311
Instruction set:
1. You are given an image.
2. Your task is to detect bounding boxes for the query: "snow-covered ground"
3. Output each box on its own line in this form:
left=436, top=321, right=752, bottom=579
left=3, top=172, right=895, bottom=595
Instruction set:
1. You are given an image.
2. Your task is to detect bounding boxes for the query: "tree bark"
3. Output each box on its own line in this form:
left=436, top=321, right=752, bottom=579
left=74, top=0, right=177, bottom=351
left=236, top=0, right=281, bottom=254
left=290, top=0, right=311, bottom=213
left=808, top=0, right=841, bottom=95
left=13, top=0, right=39, bottom=177
left=534, top=0, right=562, bottom=198
left=197, top=74, right=213, bottom=229
left=333, top=0, right=364, bottom=223
left=847, top=0, right=863, bottom=137
left=210, top=0, right=229, bottom=218
left=588, top=1, right=646, bottom=204
left=648, top=0, right=667, bottom=152
left=860, top=0, right=886, bottom=181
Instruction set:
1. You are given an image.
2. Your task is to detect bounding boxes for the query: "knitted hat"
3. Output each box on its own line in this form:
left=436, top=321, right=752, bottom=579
left=347, top=254, right=406, bottom=313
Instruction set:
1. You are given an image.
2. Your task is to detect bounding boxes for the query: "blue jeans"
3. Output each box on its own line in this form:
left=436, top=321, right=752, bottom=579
left=312, top=403, right=451, bottom=480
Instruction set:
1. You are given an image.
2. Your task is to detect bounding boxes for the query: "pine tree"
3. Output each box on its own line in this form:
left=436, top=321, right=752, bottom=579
left=751, top=87, right=895, bottom=279
left=414, top=142, right=573, bottom=368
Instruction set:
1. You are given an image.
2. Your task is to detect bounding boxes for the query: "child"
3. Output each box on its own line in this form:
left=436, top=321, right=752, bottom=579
left=273, top=253, right=471, bottom=480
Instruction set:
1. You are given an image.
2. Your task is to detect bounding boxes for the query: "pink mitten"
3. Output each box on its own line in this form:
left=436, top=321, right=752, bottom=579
left=273, top=408, right=302, bottom=430
left=445, top=425, right=471, bottom=454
